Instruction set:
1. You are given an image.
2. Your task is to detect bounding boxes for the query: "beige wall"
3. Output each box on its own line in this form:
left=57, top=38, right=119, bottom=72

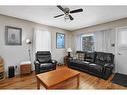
left=0, top=15, right=71, bottom=75
left=73, top=17, right=127, bottom=35
left=72, top=17, right=127, bottom=52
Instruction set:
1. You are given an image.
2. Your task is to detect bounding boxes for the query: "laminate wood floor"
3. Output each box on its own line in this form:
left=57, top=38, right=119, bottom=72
left=0, top=66, right=126, bottom=89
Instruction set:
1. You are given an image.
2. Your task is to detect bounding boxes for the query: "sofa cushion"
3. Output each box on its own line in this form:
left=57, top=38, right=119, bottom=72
left=77, top=61, right=90, bottom=66
left=70, top=59, right=90, bottom=64
left=37, top=55, right=51, bottom=63
left=36, top=51, right=52, bottom=63
left=38, top=58, right=51, bottom=63
left=89, top=63, right=103, bottom=72
left=76, top=51, right=85, bottom=61
left=95, top=52, right=114, bottom=66
left=40, top=63, right=53, bottom=68
left=95, top=60, right=106, bottom=66
left=70, top=59, right=81, bottom=63
left=70, top=59, right=90, bottom=69
left=103, top=53, right=114, bottom=63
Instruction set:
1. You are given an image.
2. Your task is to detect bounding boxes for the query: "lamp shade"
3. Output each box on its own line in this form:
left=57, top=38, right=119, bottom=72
left=67, top=48, right=72, bottom=52
left=26, top=39, right=31, bottom=44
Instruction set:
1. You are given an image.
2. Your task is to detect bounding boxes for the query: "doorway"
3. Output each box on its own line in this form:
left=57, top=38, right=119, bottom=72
left=117, top=27, right=127, bottom=75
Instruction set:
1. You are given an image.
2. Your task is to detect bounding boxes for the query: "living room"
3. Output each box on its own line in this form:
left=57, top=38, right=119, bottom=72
left=0, top=1, right=127, bottom=95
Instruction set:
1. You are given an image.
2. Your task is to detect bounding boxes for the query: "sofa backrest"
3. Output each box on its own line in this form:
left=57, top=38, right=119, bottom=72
left=36, top=51, right=52, bottom=63
left=84, top=51, right=96, bottom=62
left=75, top=51, right=114, bottom=64
left=76, top=51, right=86, bottom=61
left=95, top=52, right=114, bottom=64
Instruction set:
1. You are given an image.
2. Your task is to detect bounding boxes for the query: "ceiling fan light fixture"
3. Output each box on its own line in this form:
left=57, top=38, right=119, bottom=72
left=55, top=5, right=83, bottom=22
left=64, top=15, right=70, bottom=22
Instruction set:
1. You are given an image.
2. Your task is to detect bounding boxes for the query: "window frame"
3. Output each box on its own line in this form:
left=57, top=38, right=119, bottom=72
left=81, top=33, right=95, bottom=51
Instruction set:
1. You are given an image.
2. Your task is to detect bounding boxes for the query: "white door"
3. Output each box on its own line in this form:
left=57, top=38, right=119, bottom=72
left=117, top=27, right=127, bottom=75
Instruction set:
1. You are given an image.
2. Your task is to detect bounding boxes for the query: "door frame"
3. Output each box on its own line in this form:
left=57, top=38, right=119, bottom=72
left=115, top=26, right=127, bottom=73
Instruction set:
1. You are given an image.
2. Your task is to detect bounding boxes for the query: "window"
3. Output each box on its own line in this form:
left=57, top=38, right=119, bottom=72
left=56, top=33, right=65, bottom=48
left=81, top=34, right=95, bottom=51
left=35, top=29, right=51, bottom=52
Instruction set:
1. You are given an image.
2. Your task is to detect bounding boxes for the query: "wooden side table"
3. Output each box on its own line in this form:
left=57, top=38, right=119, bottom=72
left=20, top=61, right=31, bottom=75
left=64, top=56, right=72, bottom=66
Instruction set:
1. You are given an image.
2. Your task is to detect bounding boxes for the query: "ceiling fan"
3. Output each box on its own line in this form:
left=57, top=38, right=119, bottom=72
left=54, top=5, right=83, bottom=21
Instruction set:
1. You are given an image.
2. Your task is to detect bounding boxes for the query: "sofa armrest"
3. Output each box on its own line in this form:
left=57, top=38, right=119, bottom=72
left=104, top=63, right=114, bottom=69
left=52, top=59, right=57, bottom=65
left=103, top=63, right=114, bottom=79
left=34, top=60, right=40, bottom=65
left=34, top=60, right=40, bottom=74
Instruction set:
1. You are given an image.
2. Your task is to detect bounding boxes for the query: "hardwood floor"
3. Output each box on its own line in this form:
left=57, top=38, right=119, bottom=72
left=0, top=66, right=126, bottom=89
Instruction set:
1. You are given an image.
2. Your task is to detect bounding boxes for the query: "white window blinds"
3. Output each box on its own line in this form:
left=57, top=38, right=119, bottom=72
left=34, top=28, right=51, bottom=52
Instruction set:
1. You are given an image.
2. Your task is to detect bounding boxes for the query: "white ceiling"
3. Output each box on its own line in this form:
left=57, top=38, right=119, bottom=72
left=0, top=6, right=127, bottom=31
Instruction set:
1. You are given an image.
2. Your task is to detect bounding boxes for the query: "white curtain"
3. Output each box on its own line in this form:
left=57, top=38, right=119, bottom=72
left=74, top=34, right=81, bottom=52
left=94, top=29, right=115, bottom=53
left=34, top=28, right=51, bottom=52
left=94, top=31, right=104, bottom=52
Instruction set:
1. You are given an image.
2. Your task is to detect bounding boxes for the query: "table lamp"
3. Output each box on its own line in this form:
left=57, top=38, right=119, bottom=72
left=67, top=48, right=72, bottom=57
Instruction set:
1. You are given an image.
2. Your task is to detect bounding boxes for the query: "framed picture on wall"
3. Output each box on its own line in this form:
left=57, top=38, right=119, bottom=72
left=56, top=33, right=65, bottom=48
left=5, top=26, right=22, bottom=45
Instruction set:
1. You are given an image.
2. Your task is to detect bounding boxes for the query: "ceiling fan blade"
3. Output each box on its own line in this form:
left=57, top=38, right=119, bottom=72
left=69, top=15, right=74, bottom=20
left=57, top=5, right=65, bottom=13
left=70, top=8, right=83, bottom=13
left=54, top=14, right=64, bottom=18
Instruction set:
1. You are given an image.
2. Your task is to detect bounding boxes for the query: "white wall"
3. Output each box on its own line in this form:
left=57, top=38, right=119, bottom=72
left=0, top=15, right=71, bottom=75
left=50, top=27, right=72, bottom=64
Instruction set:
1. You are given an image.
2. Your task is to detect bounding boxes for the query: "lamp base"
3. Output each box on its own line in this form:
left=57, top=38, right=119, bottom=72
left=68, top=52, right=71, bottom=57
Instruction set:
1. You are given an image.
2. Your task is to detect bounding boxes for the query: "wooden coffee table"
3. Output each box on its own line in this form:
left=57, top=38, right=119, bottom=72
left=36, top=67, right=80, bottom=89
